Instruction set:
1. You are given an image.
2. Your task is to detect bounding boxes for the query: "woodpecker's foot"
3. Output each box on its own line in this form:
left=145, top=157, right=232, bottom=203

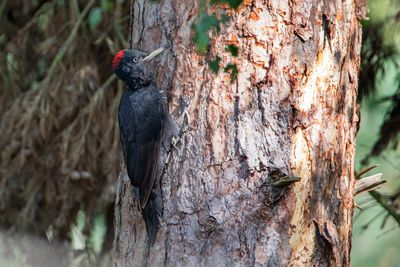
left=159, top=218, right=166, bottom=227
left=171, top=135, right=180, bottom=148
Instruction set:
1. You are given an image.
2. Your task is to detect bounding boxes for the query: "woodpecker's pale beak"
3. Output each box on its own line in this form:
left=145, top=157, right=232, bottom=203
left=142, top=47, right=166, bottom=62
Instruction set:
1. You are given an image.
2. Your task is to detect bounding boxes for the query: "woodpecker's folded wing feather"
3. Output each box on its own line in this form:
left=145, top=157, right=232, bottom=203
left=119, top=87, right=165, bottom=208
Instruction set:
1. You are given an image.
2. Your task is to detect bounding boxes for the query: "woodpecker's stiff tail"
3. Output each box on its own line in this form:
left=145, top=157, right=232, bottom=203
left=142, top=191, right=162, bottom=246
left=134, top=189, right=161, bottom=246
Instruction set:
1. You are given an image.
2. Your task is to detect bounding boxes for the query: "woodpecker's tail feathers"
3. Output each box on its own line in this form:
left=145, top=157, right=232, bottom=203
left=132, top=187, right=141, bottom=211
left=142, top=191, right=162, bottom=246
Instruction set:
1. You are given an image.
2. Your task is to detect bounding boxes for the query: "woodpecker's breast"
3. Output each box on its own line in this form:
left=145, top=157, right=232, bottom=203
left=117, top=84, right=166, bottom=168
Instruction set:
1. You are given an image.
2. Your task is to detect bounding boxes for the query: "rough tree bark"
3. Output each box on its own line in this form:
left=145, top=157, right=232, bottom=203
left=113, top=0, right=365, bottom=266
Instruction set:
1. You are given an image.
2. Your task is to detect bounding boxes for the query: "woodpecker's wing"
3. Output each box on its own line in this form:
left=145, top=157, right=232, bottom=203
left=118, top=86, right=166, bottom=209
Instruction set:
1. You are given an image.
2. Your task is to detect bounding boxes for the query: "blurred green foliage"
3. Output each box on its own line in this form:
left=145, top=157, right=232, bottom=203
left=226, top=44, right=239, bottom=57
left=208, top=56, right=221, bottom=73
left=88, top=7, right=103, bottom=31
left=352, top=0, right=400, bottom=266
left=192, top=0, right=242, bottom=82
left=353, top=65, right=400, bottom=267
left=211, top=0, right=242, bottom=9
left=224, top=63, right=238, bottom=82
left=193, top=13, right=221, bottom=53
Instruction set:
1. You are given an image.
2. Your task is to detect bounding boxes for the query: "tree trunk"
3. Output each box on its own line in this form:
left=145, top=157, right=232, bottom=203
left=113, top=0, right=365, bottom=266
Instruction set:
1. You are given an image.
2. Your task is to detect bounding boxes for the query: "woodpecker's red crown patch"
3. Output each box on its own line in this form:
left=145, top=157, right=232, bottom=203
left=112, top=50, right=124, bottom=71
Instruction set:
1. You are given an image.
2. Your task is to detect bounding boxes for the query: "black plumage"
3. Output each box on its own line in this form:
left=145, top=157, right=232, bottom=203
left=113, top=48, right=166, bottom=245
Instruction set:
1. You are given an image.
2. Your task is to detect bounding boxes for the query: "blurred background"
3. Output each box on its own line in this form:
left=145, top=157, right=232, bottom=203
left=352, top=0, right=400, bottom=266
left=0, top=0, right=399, bottom=266
left=0, top=0, right=128, bottom=266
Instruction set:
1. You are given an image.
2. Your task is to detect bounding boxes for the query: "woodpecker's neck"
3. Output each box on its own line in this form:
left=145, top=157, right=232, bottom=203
left=124, top=75, right=153, bottom=90
left=115, top=63, right=155, bottom=90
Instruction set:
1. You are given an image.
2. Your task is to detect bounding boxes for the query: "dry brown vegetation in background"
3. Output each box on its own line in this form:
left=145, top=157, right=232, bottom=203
left=0, top=0, right=129, bottom=260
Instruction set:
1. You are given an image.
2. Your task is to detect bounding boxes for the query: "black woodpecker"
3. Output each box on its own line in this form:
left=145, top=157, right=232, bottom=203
left=112, top=47, right=167, bottom=246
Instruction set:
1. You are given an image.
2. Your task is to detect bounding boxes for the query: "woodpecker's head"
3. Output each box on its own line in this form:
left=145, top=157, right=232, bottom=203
left=112, top=47, right=166, bottom=89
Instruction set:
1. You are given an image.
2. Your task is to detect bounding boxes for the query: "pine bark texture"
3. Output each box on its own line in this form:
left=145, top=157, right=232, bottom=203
left=113, top=0, right=366, bottom=266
